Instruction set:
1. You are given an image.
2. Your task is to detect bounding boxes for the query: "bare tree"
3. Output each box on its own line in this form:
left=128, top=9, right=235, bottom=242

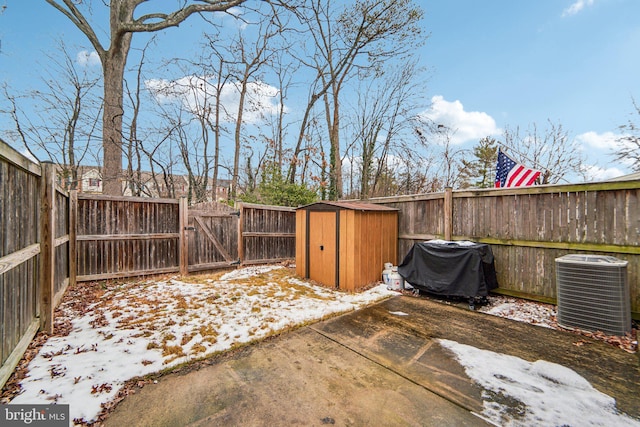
left=45, top=0, right=248, bottom=195
left=123, top=38, right=157, bottom=197
left=260, top=41, right=299, bottom=174
left=613, top=99, right=640, bottom=172
left=171, top=75, right=221, bottom=203
left=1, top=41, right=102, bottom=188
left=502, top=120, right=585, bottom=184
left=200, top=40, right=234, bottom=203
left=347, top=62, right=424, bottom=198
left=161, top=33, right=238, bottom=203
left=286, top=0, right=424, bottom=199
left=427, top=124, right=467, bottom=190
left=225, top=13, right=281, bottom=201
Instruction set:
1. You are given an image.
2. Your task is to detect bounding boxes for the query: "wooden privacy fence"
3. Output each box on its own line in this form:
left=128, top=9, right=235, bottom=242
left=182, top=201, right=295, bottom=273
left=2, top=141, right=296, bottom=389
left=75, top=198, right=296, bottom=280
left=367, top=181, right=640, bottom=319
left=1, top=143, right=71, bottom=389
left=239, top=203, right=296, bottom=265
left=76, top=194, right=182, bottom=281
left=185, top=201, right=239, bottom=273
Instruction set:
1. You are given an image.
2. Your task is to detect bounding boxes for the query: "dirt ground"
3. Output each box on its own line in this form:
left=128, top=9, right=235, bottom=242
left=103, top=295, right=640, bottom=426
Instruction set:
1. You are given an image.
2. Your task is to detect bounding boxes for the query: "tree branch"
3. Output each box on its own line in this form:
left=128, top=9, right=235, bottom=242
left=45, top=0, right=106, bottom=58
left=122, top=0, right=247, bottom=33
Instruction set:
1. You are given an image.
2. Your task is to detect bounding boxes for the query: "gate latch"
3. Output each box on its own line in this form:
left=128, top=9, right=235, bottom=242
left=184, top=226, right=196, bottom=231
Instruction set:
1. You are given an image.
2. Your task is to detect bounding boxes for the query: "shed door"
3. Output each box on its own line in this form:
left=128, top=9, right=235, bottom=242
left=308, top=211, right=337, bottom=288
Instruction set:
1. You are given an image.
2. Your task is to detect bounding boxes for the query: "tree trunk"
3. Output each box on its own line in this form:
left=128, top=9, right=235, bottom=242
left=102, top=47, right=129, bottom=195
left=331, top=96, right=342, bottom=199
left=101, top=4, right=133, bottom=196
left=231, top=83, right=247, bottom=202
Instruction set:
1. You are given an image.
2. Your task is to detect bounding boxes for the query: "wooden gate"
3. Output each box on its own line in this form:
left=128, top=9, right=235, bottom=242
left=186, top=202, right=240, bottom=273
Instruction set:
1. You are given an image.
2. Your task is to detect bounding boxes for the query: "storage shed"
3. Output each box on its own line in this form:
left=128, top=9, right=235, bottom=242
left=296, top=201, right=398, bottom=292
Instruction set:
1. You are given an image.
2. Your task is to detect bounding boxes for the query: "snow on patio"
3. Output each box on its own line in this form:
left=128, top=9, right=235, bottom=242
left=3, top=265, right=638, bottom=426
left=440, top=339, right=640, bottom=427
left=6, top=265, right=396, bottom=424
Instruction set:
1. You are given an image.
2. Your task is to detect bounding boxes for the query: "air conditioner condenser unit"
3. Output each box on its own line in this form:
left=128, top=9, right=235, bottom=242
left=555, top=254, right=631, bottom=336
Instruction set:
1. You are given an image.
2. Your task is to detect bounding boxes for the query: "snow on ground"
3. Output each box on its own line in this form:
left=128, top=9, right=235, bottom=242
left=5, top=266, right=638, bottom=426
left=440, top=339, right=640, bottom=427
left=478, top=296, right=558, bottom=329
left=477, top=295, right=638, bottom=353
left=8, top=266, right=396, bottom=424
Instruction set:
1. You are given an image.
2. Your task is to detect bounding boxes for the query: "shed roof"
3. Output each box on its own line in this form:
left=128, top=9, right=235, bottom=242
left=296, top=201, right=397, bottom=211
left=606, top=171, right=640, bottom=182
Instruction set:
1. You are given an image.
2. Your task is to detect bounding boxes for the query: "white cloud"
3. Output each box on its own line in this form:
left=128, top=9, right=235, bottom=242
left=420, top=95, right=500, bottom=145
left=573, top=132, right=633, bottom=180
left=227, top=6, right=243, bottom=17
left=574, top=130, right=634, bottom=167
left=223, top=6, right=248, bottom=30
left=562, top=0, right=595, bottom=17
left=146, top=76, right=284, bottom=124
left=581, top=164, right=626, bottom=181
left=574, top=130, right=619, bottom=149
left=76, top=50, right=101, bottom=67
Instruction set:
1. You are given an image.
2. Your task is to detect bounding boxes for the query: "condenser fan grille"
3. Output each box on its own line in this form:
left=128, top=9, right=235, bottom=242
left=555, top=255, right=630, bottom=336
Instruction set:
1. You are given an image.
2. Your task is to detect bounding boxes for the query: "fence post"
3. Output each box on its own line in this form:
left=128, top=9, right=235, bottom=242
left=444, top=187, right=453, bottom=241
left=179, top=197, right=188, bottom=276
left=39, top=162, right=56, bottom=334
left=69, top=190, right=77, bottom=287
left=237, top=202, right=244, bottom=265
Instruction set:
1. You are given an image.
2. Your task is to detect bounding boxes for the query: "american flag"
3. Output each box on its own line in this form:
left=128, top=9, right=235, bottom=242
left=495, top=150, right=541, bottom=188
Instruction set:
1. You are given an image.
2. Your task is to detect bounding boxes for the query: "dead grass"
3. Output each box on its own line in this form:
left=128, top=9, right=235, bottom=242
left=177, top=270, right=234, bottom=284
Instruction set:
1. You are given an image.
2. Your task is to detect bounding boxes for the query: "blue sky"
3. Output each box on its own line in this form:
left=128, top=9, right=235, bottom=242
left=1, top=0, right=639, bottom=181
left=420, top=0, right=640, bottom=179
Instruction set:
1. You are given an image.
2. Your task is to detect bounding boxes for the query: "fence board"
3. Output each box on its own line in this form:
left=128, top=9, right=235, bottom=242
left=76, top=196, right=181, bottom=281
left=1, top=141, right=71, bottom=388
left=240, top=203, right=296, bottom=265
left=186, top=202, right=239, bottom=272
left=368, top=181, right=640, bottom=319
left=1, top=148, right=41, bottom=385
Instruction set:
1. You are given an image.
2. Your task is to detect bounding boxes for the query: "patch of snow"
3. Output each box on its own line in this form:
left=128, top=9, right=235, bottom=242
left=478, top=297, right=557, bottom=329
left=8, top=266, right=636, bottom=426
left=219, top=264, right=282, bottom=280
left=10, top=267, right=397, bottom=424
left=439, top=339, right=640, bottom=427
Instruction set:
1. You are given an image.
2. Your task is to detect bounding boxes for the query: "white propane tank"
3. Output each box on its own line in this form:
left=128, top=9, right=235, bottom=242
left=387, top=266, right=404, bottom=291
left=382, top=262, right=393, bottom=286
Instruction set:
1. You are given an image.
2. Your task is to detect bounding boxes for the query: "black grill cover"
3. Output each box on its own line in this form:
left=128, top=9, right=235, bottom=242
left=398, top=241, right=498, bottom=298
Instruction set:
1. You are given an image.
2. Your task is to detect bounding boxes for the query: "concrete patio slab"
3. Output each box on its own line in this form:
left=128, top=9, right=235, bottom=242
left=104, top=295, right=639, bottom=426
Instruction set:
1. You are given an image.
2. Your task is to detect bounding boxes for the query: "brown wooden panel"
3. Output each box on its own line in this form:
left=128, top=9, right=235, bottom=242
left=369, top=182, right=640, bottom=317
left=1, top=144, right=59, bottom=384
left=187, top=208, right=238, bottom=270
left=76, top=196, right=180, bottom=280
left=354, top=211, right=366, bottom=290
left=295, top=210, right=306, bottom=278
left=339, top=210, right=353, bottom=291
left=241, top=204, right=295, bottom=264
left=308, top=211, right=337, bottom=288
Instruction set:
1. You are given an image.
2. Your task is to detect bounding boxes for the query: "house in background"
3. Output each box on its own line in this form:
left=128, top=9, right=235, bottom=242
left=78, top=167, right=103, bottom=194
left=55, top=165, right=230, bottom=202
